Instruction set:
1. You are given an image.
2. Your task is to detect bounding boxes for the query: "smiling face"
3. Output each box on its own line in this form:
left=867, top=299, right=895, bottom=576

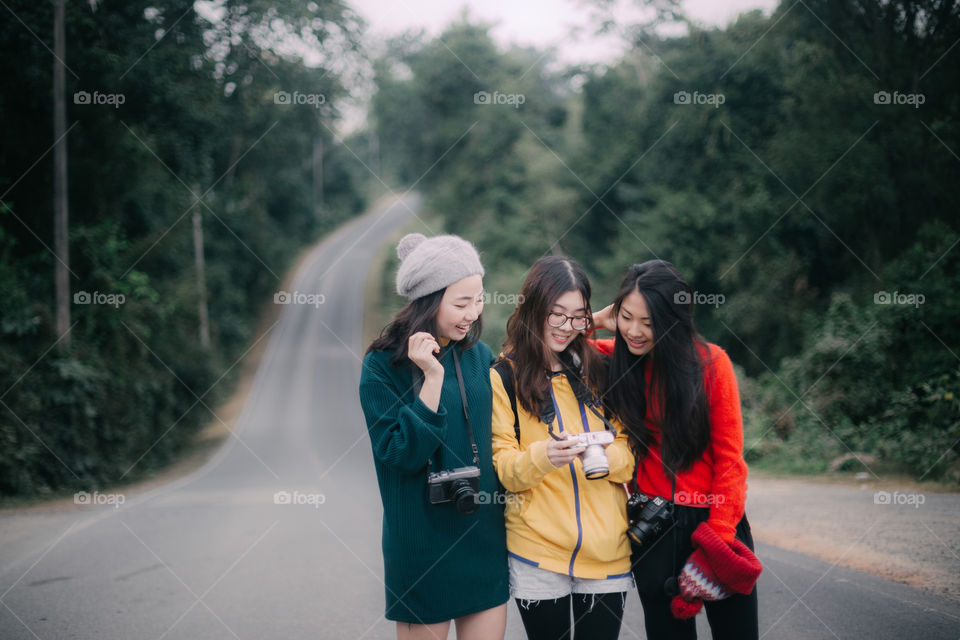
left=617, top=289, right=654, bottom=356
left=436, top=274, right=484, bottom=341
left=543, top=289, right=587, bottom=360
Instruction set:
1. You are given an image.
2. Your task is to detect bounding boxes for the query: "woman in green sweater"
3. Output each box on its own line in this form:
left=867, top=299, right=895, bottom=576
left=359, top=233, right=509, bottom=640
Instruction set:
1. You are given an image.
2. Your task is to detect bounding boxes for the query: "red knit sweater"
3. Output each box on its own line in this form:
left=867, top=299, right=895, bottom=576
left=592, top=339, right=748, bottom=542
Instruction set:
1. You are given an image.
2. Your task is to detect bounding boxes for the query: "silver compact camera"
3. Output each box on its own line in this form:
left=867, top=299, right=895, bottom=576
left=575, top=431, right=615, bottom=479
left=427, top=465, right=481, bottom=514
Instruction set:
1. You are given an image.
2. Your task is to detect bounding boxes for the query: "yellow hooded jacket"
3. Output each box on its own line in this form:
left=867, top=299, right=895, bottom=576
left=490, top=367, right=635, bottom=579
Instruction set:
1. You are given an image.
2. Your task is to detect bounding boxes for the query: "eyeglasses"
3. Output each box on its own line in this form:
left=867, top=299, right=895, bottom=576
left=547, top=312, right=590, bottom=331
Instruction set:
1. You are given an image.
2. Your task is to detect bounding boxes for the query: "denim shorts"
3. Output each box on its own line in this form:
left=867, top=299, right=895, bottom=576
left=508, top=555, right=635, bottom=601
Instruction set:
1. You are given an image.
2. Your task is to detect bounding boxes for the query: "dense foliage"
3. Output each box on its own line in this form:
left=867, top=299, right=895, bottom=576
left=369, top=1, right=960, bottom=481
left=0, top=0, right=369, bottom=495
left=3, top=1, right=956, bottom=495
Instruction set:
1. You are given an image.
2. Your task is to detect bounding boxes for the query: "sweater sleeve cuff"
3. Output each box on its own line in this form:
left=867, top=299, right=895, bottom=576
left=529, top=439, right=555, bottom=475
left=706, top=517, right=738, bottom=543
left=411, top=396, right=447, bottom=428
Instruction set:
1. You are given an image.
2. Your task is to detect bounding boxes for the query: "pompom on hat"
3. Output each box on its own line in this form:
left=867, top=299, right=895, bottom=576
left=395, top=233, right=484, bottom=300
left=670, top=521, right=763, bottom=619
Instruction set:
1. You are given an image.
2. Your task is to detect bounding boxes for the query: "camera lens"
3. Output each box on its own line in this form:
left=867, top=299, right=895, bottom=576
left=628, top=519, right=662, bottom=547
left=581, top=444, right=610, bottom=479
left=451, top=479, right=479, bottom=515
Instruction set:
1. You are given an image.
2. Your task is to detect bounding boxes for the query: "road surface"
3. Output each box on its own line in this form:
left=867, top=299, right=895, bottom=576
left=1, top=194, right=957, bottom=639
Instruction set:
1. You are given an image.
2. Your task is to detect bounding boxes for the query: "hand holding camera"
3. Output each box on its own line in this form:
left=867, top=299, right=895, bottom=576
left=575, top=430, right=615, bottom=479
left=546, top=435, right=586, bottom=467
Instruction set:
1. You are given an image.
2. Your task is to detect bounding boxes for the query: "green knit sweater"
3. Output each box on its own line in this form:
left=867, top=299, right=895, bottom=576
left=359, top=340, right=509, bottom=624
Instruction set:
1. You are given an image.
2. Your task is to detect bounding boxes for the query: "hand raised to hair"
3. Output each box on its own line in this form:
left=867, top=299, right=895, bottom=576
left=592, top=304, right=617, bottom=333
left=407, top=332, right=444, bottom=378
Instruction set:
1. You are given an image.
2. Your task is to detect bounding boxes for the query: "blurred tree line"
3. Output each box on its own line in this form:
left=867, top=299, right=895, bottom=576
left=0, top=0, right=370, bottom=496
left=369, top=1, right=960, bottom=481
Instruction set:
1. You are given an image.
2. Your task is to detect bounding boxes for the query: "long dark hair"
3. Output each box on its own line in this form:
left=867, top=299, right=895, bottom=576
left=604, top=260, right=710, bottom=476
left=500, top=256, right=604, bottom=416
left=366, top=288, right=483, bottom=366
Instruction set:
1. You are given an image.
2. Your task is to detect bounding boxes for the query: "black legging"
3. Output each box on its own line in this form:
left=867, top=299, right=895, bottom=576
left=632, top=505, right=759, bottom=640
left=516, top=592, right=626, bottom=640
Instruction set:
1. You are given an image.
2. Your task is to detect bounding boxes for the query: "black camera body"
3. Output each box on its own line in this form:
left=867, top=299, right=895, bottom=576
left=626, top=493, right=673, bottom=548
left=428, top=466, right=481, bottom=515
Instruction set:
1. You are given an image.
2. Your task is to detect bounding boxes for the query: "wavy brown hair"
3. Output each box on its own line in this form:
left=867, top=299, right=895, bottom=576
left=499, top=256, right=604, bottom=417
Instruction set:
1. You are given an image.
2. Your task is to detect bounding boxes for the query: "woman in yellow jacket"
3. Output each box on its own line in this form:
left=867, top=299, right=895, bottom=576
left=491, top=256, right=635, bottom=640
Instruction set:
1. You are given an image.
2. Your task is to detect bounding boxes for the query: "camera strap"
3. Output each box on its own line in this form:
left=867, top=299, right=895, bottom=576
left=557, top=358, right=618, bottom=437
left=451, top=347, right=480, bottom=465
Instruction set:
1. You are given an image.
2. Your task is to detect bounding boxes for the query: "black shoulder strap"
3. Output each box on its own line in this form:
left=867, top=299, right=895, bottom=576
left=493, top=360, right=521, bottom=444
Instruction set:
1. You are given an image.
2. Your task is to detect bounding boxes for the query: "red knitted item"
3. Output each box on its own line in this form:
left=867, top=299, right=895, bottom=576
left=670, top=521, right=763, bottom=619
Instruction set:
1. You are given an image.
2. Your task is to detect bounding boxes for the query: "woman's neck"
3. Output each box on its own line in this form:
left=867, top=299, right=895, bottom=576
left=548, top=352, right=564, bottom=372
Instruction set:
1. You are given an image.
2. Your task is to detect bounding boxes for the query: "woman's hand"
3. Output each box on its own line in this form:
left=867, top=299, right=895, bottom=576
left=592, top=304, right=617, bottom=333
left=546, top=435, right=586, bottom=467
left=407, top=332, right=444, bottom=378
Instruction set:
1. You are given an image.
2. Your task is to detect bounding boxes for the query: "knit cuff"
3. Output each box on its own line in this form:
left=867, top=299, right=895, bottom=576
left=691, top=521, right=762, bottom=595
left=706, top=517, right=737, bottom=544
left=410, top=396, right=447, bottom=430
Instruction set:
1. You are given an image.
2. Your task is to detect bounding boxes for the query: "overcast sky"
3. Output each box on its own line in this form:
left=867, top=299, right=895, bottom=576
left=333, top=0, right=782, bottom=132
left=349, top=0, right=782, bottom=65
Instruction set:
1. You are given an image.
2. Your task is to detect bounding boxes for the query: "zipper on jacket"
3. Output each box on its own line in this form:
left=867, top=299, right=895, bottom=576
left=549, top=380, right=584, bottom=576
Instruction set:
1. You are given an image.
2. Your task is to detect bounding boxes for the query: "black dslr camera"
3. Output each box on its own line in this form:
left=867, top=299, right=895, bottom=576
left=428, top=466, right=481, bottom=515
left=626, top=493, right=673, bottom=548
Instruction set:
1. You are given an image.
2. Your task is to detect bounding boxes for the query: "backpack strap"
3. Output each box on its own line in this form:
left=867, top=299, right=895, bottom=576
left=493, top=360, right=521, bottom=444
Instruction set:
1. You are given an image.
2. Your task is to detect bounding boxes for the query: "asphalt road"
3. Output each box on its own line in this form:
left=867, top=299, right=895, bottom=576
left=1, top=194, right=957, bottom=639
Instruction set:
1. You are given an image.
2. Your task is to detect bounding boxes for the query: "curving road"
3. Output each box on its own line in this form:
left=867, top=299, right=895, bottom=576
left=1, top=193, right=957, bottom=639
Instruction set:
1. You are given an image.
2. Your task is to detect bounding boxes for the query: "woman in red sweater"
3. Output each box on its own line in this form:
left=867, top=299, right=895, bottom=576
left=592, top=260, right=761, bottom=639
